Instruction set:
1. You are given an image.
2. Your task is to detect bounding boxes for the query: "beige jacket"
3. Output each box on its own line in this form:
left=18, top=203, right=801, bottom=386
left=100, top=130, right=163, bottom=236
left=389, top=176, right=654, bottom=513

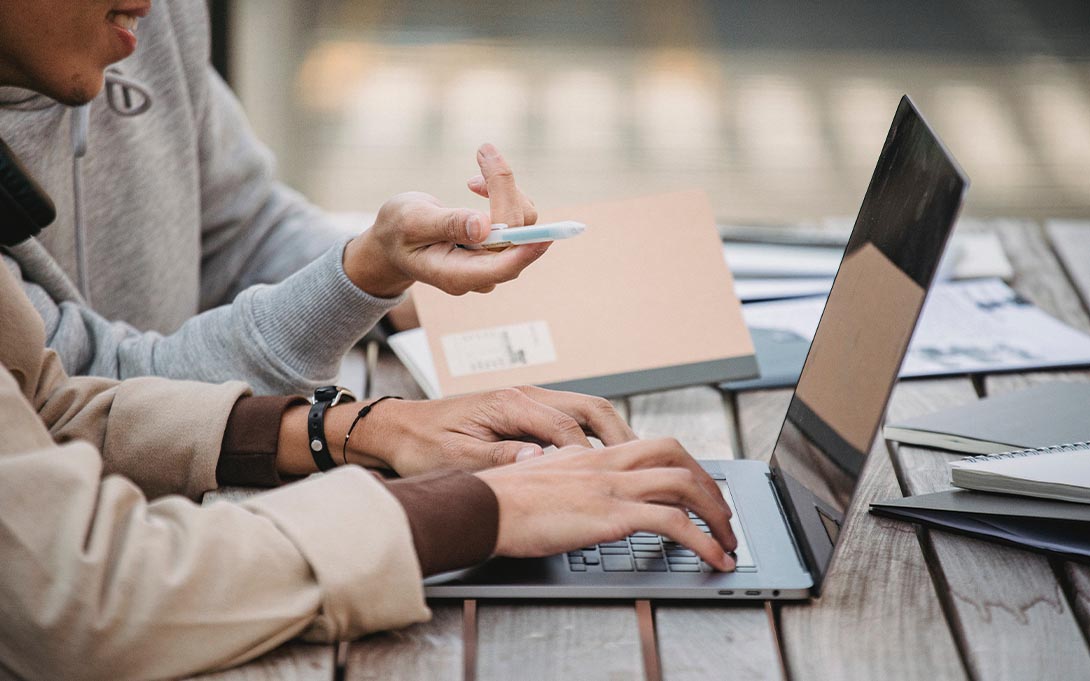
left=0, top=262, right=430, bottom=681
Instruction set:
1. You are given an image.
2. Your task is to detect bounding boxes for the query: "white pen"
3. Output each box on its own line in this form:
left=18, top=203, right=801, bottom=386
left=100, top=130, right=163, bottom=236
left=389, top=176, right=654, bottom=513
left=465, top=220, right=587, bottom=250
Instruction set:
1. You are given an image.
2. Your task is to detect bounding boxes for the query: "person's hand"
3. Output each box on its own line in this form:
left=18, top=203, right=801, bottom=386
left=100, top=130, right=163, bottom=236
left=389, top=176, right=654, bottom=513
left=343, top=143, right=544, bottom=298
left=343, top=386, right=637, bottom=476
left=476, top=439, right=738, bottom=571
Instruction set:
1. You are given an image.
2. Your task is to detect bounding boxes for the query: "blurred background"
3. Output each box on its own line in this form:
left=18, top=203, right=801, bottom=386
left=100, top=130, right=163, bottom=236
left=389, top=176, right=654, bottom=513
left=214, top=0, right=1090, bottom=224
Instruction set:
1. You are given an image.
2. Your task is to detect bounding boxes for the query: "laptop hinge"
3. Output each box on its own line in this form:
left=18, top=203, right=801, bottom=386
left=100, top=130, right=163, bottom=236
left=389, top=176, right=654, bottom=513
left=767, top=471, right=811, bottom=578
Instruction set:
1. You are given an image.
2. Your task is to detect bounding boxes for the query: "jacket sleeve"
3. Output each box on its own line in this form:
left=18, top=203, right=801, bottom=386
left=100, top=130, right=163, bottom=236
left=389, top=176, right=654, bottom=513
left=0, top=366, right=430, bottom=681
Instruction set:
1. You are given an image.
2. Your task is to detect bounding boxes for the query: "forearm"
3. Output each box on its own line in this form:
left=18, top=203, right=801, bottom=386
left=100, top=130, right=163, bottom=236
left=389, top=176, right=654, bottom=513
left=222, top=397, right=501, bottom=577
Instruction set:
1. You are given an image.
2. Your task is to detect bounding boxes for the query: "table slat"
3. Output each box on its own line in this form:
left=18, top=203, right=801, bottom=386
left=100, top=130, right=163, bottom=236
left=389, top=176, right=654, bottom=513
left=994, top=220, right=1090, bottom=332
left=1047, top=220, right=1090, bottom=317
left=772, top=382, right=966, bottom=681
left=988, top=221, right=1090, bottom=651
left=477, top=604, right=644, bottom=680
left=889, top=382, right=1090, bottom=681
left=735, top=390, right=792, bottom=463
left=886, top=219, right=1090, bottom=679
left=630, top=387, right=783, bottom=681
left=344, top=605, right=462, bottom=680
left=184, top=644, right=336, bottom=681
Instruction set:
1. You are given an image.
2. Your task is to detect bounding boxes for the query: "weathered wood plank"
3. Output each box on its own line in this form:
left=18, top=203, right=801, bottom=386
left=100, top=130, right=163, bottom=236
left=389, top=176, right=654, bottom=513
left=653, top=605, right=783, bottom=681
left=772, top=380, right=967, bottom=681
left=629, top=386, right=783, bottom=681
left=889, top=378, right=1090, bottom=681
left=477, top=604, right=644, bottom=680
left=735, top=389, right=792, bottom=464
left=185, top=644, right=336, bottom=681
left=344, top=606, right=463, bottom=680
left=628, top=386, right=736, bottom=461
left=997, top=220, right=1090, bottom=643
left=1047, top=220, right=1090, bottom=319
left=993, top=219, right=1090, bottom=333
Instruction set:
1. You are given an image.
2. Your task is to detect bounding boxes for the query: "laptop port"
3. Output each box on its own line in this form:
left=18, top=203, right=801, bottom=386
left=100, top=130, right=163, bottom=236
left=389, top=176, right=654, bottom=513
left=745, top=590, right=761, bottom=596
left=718, top=590, right=734, bottom=595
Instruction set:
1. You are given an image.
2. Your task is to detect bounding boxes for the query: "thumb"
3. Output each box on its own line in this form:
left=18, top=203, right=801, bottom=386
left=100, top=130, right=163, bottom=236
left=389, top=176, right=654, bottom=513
left=409, top=203, right=492, bottom=245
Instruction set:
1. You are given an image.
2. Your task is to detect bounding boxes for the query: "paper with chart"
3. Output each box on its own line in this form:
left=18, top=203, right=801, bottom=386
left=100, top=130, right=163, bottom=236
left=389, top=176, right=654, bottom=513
left=738, top=278, right=1090, bottom=380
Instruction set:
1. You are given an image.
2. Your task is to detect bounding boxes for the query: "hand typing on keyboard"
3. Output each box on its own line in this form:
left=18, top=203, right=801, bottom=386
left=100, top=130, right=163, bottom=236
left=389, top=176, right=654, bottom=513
left=475, top=439, right=738, bottom=571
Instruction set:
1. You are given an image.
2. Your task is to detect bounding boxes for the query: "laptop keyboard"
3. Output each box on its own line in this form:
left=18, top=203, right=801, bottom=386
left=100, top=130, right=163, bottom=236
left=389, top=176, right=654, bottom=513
left=566, top=476, right=755, bottom=573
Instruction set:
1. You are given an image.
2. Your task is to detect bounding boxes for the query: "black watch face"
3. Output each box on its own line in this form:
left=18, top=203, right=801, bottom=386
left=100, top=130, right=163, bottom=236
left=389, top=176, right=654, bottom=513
left=314, top=386, right=339, bottom=402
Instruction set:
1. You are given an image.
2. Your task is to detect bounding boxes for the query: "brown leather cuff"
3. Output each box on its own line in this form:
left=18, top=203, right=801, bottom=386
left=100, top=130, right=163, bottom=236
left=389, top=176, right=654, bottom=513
left=218, top=396, right=307, bottom=487
left=383, top=470, right=500, bottom=577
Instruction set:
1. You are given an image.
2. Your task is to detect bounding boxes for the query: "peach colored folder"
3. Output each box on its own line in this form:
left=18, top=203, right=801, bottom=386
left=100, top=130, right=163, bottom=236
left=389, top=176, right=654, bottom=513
left=411, top=190, right=758, bottom=398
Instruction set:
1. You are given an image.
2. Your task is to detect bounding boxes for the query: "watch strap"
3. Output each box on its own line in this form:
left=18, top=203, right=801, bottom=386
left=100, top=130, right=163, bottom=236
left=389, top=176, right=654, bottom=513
left=308, top=385, right=357, bottom=472
left=307, top=399, right=338, bottom=471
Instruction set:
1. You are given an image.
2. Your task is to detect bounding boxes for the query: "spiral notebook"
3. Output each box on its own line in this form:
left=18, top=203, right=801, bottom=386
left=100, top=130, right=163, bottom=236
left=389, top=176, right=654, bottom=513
left=950, top=442, right=1090, bottom=504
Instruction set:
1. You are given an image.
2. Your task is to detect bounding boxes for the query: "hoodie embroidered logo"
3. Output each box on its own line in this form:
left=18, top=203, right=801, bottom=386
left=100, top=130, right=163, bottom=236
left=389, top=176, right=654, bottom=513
left=104, top=70, right=152, bottom=117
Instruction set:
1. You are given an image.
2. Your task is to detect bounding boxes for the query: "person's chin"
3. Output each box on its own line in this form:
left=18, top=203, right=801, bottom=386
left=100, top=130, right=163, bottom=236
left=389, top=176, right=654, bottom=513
left=53, top=72, right=106, bottom=107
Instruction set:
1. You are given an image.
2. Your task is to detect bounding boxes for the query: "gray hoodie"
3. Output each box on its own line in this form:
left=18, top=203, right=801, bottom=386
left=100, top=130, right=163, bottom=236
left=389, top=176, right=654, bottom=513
left=0, top=0, right=401, bottom=395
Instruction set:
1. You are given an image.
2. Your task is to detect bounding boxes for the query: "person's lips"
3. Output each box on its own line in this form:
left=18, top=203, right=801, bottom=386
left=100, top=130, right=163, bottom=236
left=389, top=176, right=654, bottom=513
left=106, top=3, right=151, bottom=55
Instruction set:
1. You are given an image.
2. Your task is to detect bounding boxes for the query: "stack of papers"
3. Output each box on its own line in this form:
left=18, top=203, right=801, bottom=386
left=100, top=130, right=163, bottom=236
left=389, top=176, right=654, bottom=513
left=724, top=278, right=1090, bottom=390
left=723, top=229, right=1013, bottom=303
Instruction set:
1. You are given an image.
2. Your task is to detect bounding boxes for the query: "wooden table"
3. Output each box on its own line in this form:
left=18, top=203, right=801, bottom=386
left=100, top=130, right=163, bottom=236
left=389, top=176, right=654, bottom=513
left=194, top=220, right=1090, bottom=681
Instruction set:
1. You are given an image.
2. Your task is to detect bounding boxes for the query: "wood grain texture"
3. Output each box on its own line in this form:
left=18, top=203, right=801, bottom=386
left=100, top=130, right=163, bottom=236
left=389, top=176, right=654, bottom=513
left=1043, top=221, right=1090, bottom=640
left=735, top=389, right=792, bottom=463
left=998, top=222, right=1090, bottom=644
left=344, top=605, right=463, bottom=680
left=774, top=381, right=966, bottom=681
left=476, top=604, right=644, bottom=680
left=888, top=378, right=1090, bottom=680
left=1047, top=221, right=1090, bottom=318
left=653, top=605, right=783, bottom=681
left=184, top=644, right=335, bottom=680
left=628, top=386, right=736, bottom=460
left=629, top=386, right=783, bottom=681
left=994, top=220, right=1090, bottom=332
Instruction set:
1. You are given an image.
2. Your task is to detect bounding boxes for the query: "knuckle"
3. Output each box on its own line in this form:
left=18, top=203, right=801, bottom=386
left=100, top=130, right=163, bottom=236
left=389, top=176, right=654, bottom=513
left=494, top=387, right=524, bottom=404
left=590, top=396, right=618, bottom=417
left=438, top=437, right=463, bottom=464
left=446, top=212, right=465, bottom=242
left=552, top=412, right=582, bottom=434
left=489, top=442, right=513, bottom=467
left=667, top=508, right=691, bottom=532
left=490, top=166, right=515, bottom=182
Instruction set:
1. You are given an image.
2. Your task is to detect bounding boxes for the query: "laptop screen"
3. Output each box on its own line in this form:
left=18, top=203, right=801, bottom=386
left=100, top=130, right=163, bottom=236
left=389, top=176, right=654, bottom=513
left=767, top=95, right=968, bottom=592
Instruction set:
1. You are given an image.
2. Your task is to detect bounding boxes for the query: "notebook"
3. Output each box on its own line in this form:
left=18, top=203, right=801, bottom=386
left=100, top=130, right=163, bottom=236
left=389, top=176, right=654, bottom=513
left=405, top=190, right=758, bottom=398
left=883, top=382, right=1090, bottom=454
left=870, top=488, right=1090, bottom=563
left=950, top=442, right=1090, bottom=504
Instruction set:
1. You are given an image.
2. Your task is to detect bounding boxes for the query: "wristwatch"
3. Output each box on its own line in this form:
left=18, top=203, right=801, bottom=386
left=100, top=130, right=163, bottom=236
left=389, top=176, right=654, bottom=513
left=308, top=385, right=357, bottom=471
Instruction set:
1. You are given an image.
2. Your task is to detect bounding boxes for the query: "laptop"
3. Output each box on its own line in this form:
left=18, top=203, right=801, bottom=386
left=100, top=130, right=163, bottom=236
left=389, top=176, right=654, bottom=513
left=425, top=95, right=969, bottom=600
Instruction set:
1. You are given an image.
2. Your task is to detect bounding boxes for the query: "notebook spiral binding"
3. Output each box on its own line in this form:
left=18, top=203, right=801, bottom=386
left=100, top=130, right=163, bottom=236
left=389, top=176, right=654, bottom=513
left=961, top=441, right=1090, bottom=464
